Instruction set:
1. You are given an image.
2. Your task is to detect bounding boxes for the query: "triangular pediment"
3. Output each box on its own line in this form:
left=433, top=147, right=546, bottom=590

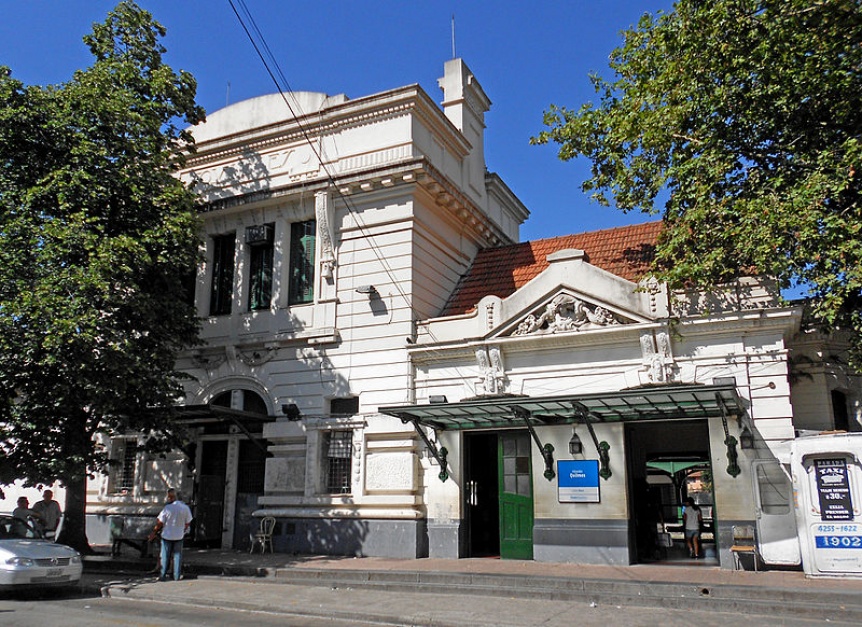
left=482, top=250, right=663, bottom=339
left=495, top=288, right=649, bottom=338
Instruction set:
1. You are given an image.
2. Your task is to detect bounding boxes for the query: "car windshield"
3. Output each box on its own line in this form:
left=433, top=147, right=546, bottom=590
left=0, top=514, right=46, bottom=540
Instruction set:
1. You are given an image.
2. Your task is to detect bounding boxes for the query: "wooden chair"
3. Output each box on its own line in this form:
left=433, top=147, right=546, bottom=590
left=249, top=516, right=276, bottom=554
left=730, top=524, right=759, bottom=571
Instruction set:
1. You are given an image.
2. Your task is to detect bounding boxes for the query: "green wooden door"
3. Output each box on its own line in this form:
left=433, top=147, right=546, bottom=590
left=498, top=432, right=534, bottom=559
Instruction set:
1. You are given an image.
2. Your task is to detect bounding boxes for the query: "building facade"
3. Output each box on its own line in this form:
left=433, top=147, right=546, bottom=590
left=81, top=60, right=861, bottom=569
left=84, top=59, right=528, bottom=555
left=380, top=229, right=861, bottom=567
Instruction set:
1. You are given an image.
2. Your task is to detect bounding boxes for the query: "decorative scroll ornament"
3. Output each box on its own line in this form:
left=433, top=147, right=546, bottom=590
left=192, top=350, right=227, bottom=371
left=315, top=189, right=336, bottom=279
left=512, top=294, right=620, bottom=336
left=237, top=346, right=277, bottom=367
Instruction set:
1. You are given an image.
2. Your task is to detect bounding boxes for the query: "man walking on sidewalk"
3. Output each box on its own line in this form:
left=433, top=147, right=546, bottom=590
left=152, top=488, right=193, bottom=581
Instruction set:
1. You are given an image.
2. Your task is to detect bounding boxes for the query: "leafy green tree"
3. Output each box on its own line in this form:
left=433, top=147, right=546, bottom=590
left=534, top=0, right=862, bottom=360
left=0, top=2, right=205, bottom=552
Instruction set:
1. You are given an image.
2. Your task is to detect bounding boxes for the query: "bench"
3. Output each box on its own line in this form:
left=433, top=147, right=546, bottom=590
left=109, top=516, right=159, bottom=557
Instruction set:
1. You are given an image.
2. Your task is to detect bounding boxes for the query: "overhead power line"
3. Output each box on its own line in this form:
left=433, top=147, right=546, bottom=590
left=226, top=0, right=480, bottom=395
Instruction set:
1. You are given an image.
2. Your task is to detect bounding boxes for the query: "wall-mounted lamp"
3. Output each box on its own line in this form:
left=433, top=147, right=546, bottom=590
left=282, top=403, right=302, bottom=421
left=739, top=426, right=755, bottom=450
left=429, top=395, right=448, bottom=404
left=569, top=430, right=583, bottom=456
left=355, top=285, right=377, bottom=296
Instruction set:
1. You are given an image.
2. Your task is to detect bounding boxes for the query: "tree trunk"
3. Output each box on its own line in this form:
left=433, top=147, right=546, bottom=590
left=56, top=471, right=93, bottom=554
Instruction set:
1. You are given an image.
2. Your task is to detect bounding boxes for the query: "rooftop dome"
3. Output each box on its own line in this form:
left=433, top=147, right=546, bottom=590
left=192, top=91, right=349, bottom=142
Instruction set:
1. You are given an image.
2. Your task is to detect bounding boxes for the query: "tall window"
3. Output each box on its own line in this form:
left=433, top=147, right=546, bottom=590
left=323, top=430, right=352, bottom=494
left=288, top=220, right=316, bottom=305
left=210, top=233, right=235, bottom=315
left=110, top=438, right=139, bottom=493
left=247, top=224, right=274, bottom=311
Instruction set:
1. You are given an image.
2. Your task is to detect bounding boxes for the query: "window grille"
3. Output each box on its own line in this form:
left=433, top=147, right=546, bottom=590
left=113, top=440, right=138, bottom=492
left=324, top=430, right=352, bottom=494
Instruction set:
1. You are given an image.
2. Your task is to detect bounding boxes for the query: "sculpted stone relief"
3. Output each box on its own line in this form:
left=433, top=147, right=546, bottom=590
left=186, top=144, right=320, bottom=196
left=475, top=346, right=507, bottom=395
left=640, top=329, right=676, bottom=383
left=315, top=189, right=336, bottom=279
left=512, top=294, right=621, bottom=336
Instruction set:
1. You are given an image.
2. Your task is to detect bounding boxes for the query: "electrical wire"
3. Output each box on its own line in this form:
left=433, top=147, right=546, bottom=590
left=226, top=0, right=482, bottom=397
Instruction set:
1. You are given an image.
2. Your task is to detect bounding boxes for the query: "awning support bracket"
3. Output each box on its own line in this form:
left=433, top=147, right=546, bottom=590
left=571, top=402, right=612, bottom=480
left=209, top=407, right=272, bottom=458
left=399, top=415, right=449, bottom=482
left=717, top=393, right=741, bottom=478
left=510, top=406, right=555, bottom=481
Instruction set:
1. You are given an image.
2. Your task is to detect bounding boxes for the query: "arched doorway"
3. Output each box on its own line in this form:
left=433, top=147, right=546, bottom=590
left=194, top=389, right=269, bottom=549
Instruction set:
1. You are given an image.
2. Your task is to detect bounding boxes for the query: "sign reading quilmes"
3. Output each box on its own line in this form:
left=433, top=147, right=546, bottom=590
left=815, top=458, right=853, bottom=521
left=558, top=460, right=600, bottom=503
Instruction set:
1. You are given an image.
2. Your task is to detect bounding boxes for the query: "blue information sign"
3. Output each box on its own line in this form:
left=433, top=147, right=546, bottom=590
left=558, top=460, right=600, bottom=503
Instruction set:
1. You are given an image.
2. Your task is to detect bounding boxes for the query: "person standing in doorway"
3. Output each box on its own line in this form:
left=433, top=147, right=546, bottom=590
left=683, top=497, right=703, bottom=559
left=152, top=488, right=193, bottom=581
left=32, top=489, right=62, bottom=539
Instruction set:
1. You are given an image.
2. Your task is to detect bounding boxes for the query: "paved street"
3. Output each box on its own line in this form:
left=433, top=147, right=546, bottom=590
left=71, top=548, right=862, bottom=626
left=0, top=592, right=371, bottom=626
left=0, top=577, right=841, bottom=627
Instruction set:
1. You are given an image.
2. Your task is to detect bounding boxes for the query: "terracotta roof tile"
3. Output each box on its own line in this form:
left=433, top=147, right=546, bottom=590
left=441, top=221, right=662, bottom=316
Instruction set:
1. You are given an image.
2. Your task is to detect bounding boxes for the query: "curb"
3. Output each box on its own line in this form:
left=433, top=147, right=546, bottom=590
left=90, top=560, right=862, bottom=624
left=266, top=567, right=862, bottom=623
left=83, top=557, right=268, bottom=578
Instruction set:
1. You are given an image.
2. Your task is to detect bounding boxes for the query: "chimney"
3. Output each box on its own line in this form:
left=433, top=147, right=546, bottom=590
left=438, top=59, right=490, bottom=200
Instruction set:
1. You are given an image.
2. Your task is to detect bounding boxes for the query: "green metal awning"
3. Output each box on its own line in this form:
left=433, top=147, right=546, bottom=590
left=378, top=382, right=744, bottom=431
left=646, top=460, right=708, bottom=476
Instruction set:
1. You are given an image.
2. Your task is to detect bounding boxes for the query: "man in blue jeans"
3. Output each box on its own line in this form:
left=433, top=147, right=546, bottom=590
left=153, top=488, right=193, bottom=581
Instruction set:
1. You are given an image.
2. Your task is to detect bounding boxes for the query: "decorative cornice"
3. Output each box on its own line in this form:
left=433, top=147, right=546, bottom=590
left=184, top=86, right=467, bottom=170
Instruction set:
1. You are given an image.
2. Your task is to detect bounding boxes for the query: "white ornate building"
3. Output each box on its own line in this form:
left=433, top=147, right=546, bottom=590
left=80, top=59, right=861, bottom=569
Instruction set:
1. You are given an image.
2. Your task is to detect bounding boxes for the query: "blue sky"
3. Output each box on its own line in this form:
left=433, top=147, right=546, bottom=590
left=1, top=1, right=673, bottom=242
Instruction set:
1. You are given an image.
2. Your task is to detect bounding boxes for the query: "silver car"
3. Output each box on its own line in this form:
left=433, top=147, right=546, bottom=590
left=0, top=514, right=82, bottom=589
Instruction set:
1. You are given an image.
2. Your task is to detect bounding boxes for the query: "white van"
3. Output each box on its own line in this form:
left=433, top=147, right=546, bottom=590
left=791, top=432, right=862, bottom=578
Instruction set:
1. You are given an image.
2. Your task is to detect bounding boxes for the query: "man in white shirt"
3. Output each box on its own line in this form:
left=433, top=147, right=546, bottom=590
left=32, top=490, right=62, bottom=539
left=153, top=488, right=193, bottom=581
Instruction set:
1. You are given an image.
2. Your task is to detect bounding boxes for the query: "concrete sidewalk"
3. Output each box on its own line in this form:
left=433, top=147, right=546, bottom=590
left=86, top=548, right=862, bottom=625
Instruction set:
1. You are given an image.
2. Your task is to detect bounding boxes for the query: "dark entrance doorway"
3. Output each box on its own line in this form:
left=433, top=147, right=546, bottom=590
left=625, top=420, right=715, bottom=564
left=195, top=440, right=228, bottom=547
left=464, top=430, right=534, bottom=559
left=465, top=432, right=499, bottom=557
left=232, top=439, right=267, bottom=549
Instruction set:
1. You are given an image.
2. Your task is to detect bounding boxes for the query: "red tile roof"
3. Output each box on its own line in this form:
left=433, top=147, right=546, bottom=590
left=441, top=221, right=663, bottom=316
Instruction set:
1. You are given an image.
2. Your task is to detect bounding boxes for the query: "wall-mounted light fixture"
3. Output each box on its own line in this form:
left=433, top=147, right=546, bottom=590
left=355, top=285, right=377, bottom=296
left=569, top=429, right=583, bottom=456
left=429, top=395, right=448, bottom=404
left=739, top=426, right=755, bottom=450
left=282, top=403, right=302, bottom=421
